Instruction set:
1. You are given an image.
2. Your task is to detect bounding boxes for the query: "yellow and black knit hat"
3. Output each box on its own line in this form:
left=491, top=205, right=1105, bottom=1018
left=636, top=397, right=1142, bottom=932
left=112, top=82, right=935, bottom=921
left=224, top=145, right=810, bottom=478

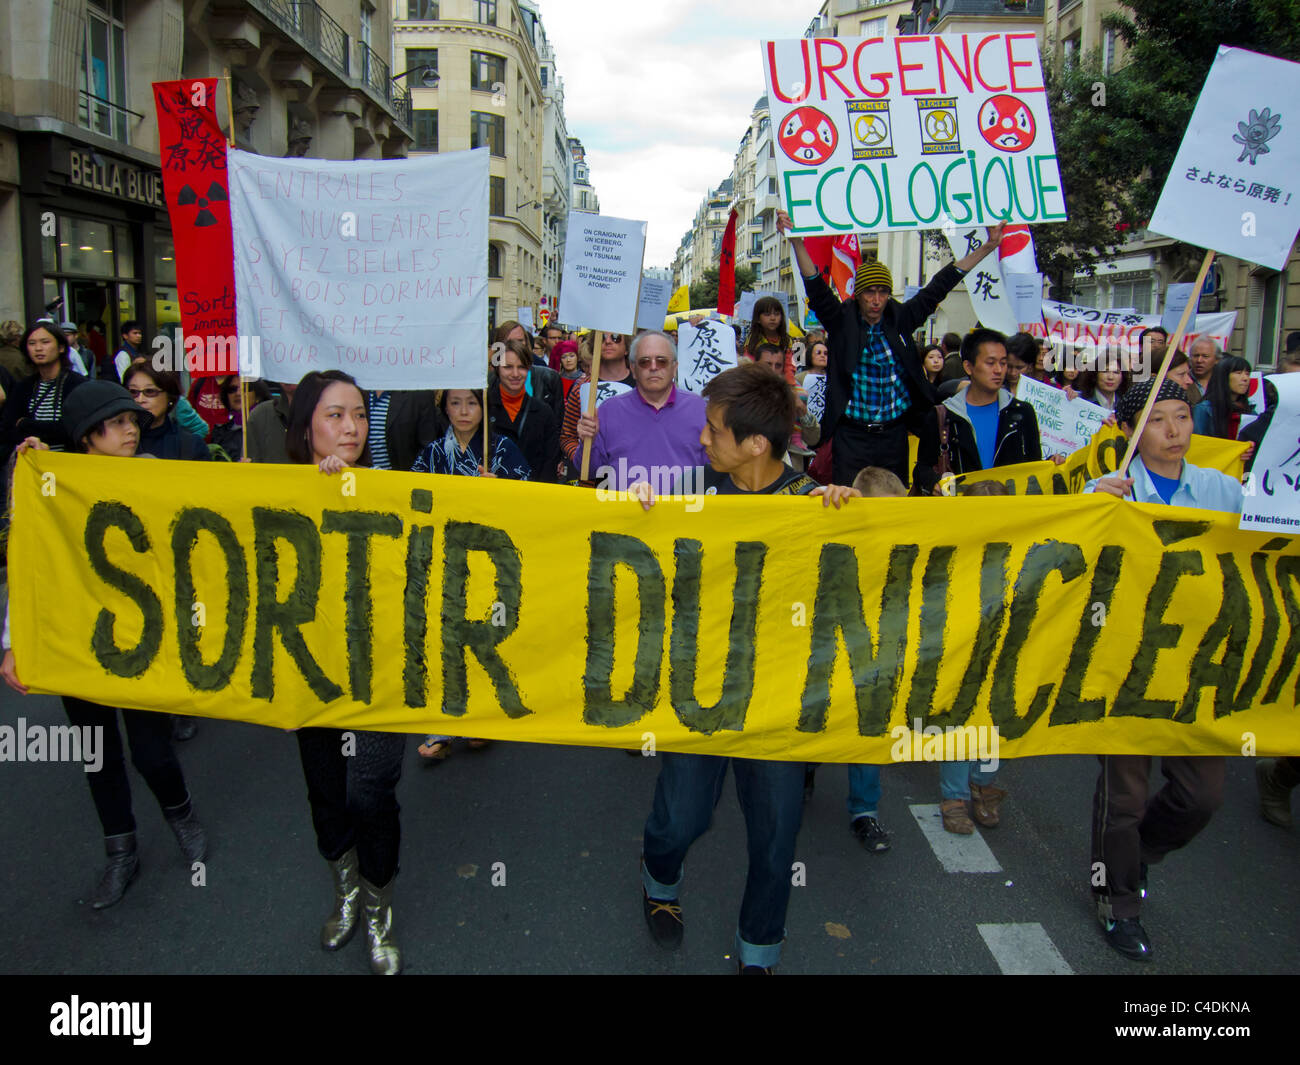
left=855, top=261, right=893, bottom=293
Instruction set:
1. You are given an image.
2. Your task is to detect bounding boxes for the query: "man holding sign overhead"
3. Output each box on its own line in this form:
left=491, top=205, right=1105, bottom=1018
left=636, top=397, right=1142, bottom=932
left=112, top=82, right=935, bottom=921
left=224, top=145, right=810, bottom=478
left=778, top=209, right=1005, bottom=486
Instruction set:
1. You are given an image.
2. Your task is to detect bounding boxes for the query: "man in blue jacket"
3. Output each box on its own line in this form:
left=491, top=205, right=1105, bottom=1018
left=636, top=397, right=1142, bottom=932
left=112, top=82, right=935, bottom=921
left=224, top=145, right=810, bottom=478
left=777, top=209, right=1005, bottom=486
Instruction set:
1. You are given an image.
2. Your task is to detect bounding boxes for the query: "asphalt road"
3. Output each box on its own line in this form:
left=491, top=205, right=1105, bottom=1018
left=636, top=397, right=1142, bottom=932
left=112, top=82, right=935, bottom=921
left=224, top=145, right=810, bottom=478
left=3, top=686, right=1297, bottom=977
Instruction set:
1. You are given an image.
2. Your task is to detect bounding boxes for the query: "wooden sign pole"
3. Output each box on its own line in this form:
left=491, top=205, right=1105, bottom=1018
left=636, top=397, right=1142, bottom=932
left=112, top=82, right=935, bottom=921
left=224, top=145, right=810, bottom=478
left=580, top=330, right=605, bottom=482
left=1116, top=247, right=1216, bottom=477
left=223, top=68, right=249, bottom=460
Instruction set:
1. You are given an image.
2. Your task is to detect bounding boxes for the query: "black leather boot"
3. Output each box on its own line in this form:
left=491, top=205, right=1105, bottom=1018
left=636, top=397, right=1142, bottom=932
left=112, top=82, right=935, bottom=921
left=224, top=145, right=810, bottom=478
left=91, top=832, right=139, bottom=910
left=164, top=804, right=208, bottom=863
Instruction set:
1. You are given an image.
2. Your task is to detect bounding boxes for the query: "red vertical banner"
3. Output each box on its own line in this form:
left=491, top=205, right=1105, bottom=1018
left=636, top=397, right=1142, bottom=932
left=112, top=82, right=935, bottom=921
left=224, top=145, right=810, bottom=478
left=153, top=79, right=236, bottom=376
left=716, top=208, right=738, bottom=317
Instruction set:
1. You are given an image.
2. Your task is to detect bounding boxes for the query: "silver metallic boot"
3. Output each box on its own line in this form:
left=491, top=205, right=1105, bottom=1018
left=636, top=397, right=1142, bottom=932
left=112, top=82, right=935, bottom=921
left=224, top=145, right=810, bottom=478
left=360, top=875, right=401, bottom=975
left=321, top=848, right=360, bottom=950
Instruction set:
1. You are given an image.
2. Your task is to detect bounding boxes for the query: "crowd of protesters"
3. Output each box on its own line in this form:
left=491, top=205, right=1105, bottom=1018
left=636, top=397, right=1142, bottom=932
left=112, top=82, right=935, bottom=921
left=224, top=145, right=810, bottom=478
left=1, top=220, right=1296, bottom=976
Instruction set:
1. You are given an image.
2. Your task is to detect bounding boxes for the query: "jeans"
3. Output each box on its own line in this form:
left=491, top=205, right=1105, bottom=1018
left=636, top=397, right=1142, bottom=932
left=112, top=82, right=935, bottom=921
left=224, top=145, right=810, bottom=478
left=296, top=728, right=405, bottom=886
left=642, top=751, right=805, bottom=968
left=846, top=764, right=881, bottom=819
left=939, top=760, right=999, bottom=801
left=62, top=697, right=190, bottom=837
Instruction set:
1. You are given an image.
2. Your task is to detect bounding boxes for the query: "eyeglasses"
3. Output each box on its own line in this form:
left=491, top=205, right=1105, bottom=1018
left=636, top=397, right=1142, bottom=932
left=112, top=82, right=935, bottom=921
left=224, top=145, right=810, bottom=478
left=127, top=387, right=163, bottom=399
left=635, top=356, right=672, bottom=368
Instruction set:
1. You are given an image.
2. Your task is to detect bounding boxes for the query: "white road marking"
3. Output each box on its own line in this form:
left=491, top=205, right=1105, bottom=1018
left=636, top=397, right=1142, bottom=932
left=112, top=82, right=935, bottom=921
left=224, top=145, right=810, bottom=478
left=978, top=922, right=1074, bottom=975
left=908, top=803, right=1002, bottom=873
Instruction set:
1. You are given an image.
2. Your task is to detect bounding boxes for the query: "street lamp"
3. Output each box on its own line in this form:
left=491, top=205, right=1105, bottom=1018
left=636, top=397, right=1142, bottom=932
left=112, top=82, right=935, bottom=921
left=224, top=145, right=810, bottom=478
left=390, top=65, right=440, bottom=89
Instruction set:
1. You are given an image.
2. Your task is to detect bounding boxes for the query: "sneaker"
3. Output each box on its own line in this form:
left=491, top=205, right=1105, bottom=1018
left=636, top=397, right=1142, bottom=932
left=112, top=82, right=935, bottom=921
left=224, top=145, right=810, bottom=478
left=940, top=799, right=974, bottom=834
left=850, top=815, right=891, bottom=853
left=1102, top=915, right=1153, bottom=962
left=642, top=888, right=683, bottom=949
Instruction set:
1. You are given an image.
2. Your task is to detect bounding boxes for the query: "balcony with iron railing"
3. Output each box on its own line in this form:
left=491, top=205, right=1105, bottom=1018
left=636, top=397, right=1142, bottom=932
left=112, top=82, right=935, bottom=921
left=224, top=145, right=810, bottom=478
left=901, top=0, right=1044, bottom=31
left=243, top=0, right=412, bottom=134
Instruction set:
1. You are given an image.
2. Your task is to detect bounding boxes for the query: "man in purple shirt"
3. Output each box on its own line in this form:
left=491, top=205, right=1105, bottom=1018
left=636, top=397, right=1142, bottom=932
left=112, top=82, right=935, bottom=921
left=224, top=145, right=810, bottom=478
left=580, top=331, right=708, bottom=500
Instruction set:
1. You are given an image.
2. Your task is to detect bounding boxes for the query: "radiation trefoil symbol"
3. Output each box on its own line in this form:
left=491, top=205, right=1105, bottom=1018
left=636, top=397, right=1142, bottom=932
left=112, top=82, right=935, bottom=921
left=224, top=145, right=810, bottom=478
left=176, top=181, right=228, bottom=227
left=978, top=95, right=1036, bottom=153
left=1234, top=107, right=1281, bottom=165
left=779, top=106, right=838, bottom=166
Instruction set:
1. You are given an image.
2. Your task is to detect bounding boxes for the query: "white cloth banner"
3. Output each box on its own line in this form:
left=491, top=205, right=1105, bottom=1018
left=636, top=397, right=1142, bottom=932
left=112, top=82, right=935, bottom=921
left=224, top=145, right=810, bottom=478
left=1015, top=375, right=1109, bottom=458
left=1241, top=374, right=1300, bottom=530
left=557, top=214, right=647, bottom=333
left=943, top=226, right=1018, bottom=334
left=1031, top=300, right=1237, bottom=363
left=228, top=147, right=489, bottom=389
left=677, top=320, right=738, bottom=393
left=1149, top=46, right=1300, bottom=271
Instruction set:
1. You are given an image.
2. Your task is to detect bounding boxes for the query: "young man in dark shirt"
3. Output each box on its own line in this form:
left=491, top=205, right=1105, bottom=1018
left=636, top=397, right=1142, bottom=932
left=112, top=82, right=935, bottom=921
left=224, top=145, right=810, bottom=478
left=634, top=362, right=856, bottom=972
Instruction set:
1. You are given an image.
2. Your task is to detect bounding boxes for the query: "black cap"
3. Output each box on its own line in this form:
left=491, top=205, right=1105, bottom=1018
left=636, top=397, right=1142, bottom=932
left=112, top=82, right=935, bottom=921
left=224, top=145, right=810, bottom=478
left=61, top=381, right=141, bottom=448
left=1115, top=377, right=1191, bottom=430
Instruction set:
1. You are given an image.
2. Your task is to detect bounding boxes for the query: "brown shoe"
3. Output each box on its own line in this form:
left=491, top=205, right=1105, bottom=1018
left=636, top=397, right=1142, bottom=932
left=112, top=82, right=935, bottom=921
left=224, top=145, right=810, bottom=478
left=940, top=799, right=974, bottom=834
left=970, top=783, right=1008, bottom=828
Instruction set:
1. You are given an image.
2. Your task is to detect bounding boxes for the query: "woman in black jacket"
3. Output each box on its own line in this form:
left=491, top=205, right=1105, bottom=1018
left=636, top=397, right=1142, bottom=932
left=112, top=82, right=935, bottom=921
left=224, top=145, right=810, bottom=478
left=0, top=321, right=87, bottom=463
left=1, top=381, right=208, bottom=909
left=123, top=364, right=210, bottom=461
left=489, top=339, right=560, bottom=483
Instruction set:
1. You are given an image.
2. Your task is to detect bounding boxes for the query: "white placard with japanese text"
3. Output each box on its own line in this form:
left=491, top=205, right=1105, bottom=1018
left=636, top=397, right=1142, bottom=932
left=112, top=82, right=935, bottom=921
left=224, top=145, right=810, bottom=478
left=677, top=319, right=738, bottom=393
left=1149, top=46, right=1300, bottom=271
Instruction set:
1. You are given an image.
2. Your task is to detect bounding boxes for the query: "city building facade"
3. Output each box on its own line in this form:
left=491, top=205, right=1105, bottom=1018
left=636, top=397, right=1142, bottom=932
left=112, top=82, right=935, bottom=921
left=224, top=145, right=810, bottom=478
left=1, top=0, right=413, bottom=343
left=395, top=0, right=544, bottom=330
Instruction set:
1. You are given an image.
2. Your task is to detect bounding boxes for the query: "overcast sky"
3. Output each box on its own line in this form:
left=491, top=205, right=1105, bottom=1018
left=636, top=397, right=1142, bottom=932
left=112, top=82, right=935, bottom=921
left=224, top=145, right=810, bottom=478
left=540, top=1, right=813, bottom=268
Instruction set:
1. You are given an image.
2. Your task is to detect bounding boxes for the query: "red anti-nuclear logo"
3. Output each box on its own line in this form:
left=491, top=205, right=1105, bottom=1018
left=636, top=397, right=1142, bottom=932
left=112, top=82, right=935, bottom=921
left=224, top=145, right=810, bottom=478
left=978, top=95, right=1036, bottom=152
left=779, top=106, right=838, bottom=166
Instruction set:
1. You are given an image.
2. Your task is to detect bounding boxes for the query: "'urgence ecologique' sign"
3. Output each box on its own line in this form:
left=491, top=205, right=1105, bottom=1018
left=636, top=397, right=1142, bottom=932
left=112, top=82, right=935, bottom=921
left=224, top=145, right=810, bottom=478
left=762, top=34, right=1066, bottom=235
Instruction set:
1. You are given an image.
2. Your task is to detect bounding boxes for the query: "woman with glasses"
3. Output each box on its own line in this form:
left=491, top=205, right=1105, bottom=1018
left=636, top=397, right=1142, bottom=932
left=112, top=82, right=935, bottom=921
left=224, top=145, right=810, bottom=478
left=122, top=365, right=210, bottom=461
left=560, top=331, right=633, bottom=478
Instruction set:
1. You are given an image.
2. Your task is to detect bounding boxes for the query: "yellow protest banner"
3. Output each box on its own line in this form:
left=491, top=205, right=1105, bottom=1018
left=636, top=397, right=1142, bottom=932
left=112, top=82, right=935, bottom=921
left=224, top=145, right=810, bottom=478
left=10, top=451, right=1297, bottom=763
left=665, top=284, right=690, bottom=314
left=955, top=426, right=1248, bottom=495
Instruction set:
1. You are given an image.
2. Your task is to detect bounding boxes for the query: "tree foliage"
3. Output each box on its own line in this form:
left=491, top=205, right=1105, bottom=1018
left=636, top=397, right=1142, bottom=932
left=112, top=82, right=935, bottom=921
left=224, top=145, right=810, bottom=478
left=689, top=264, right=757, bottom=309
left=1036, top=0, right=1300, bottom=294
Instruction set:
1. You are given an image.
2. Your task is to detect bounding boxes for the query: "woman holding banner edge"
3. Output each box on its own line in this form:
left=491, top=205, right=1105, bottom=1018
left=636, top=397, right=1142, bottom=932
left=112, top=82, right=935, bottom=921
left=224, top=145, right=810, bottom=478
left=285, top=370, right=406, bottom=975
left=0, top=380, right=208, bottom=910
